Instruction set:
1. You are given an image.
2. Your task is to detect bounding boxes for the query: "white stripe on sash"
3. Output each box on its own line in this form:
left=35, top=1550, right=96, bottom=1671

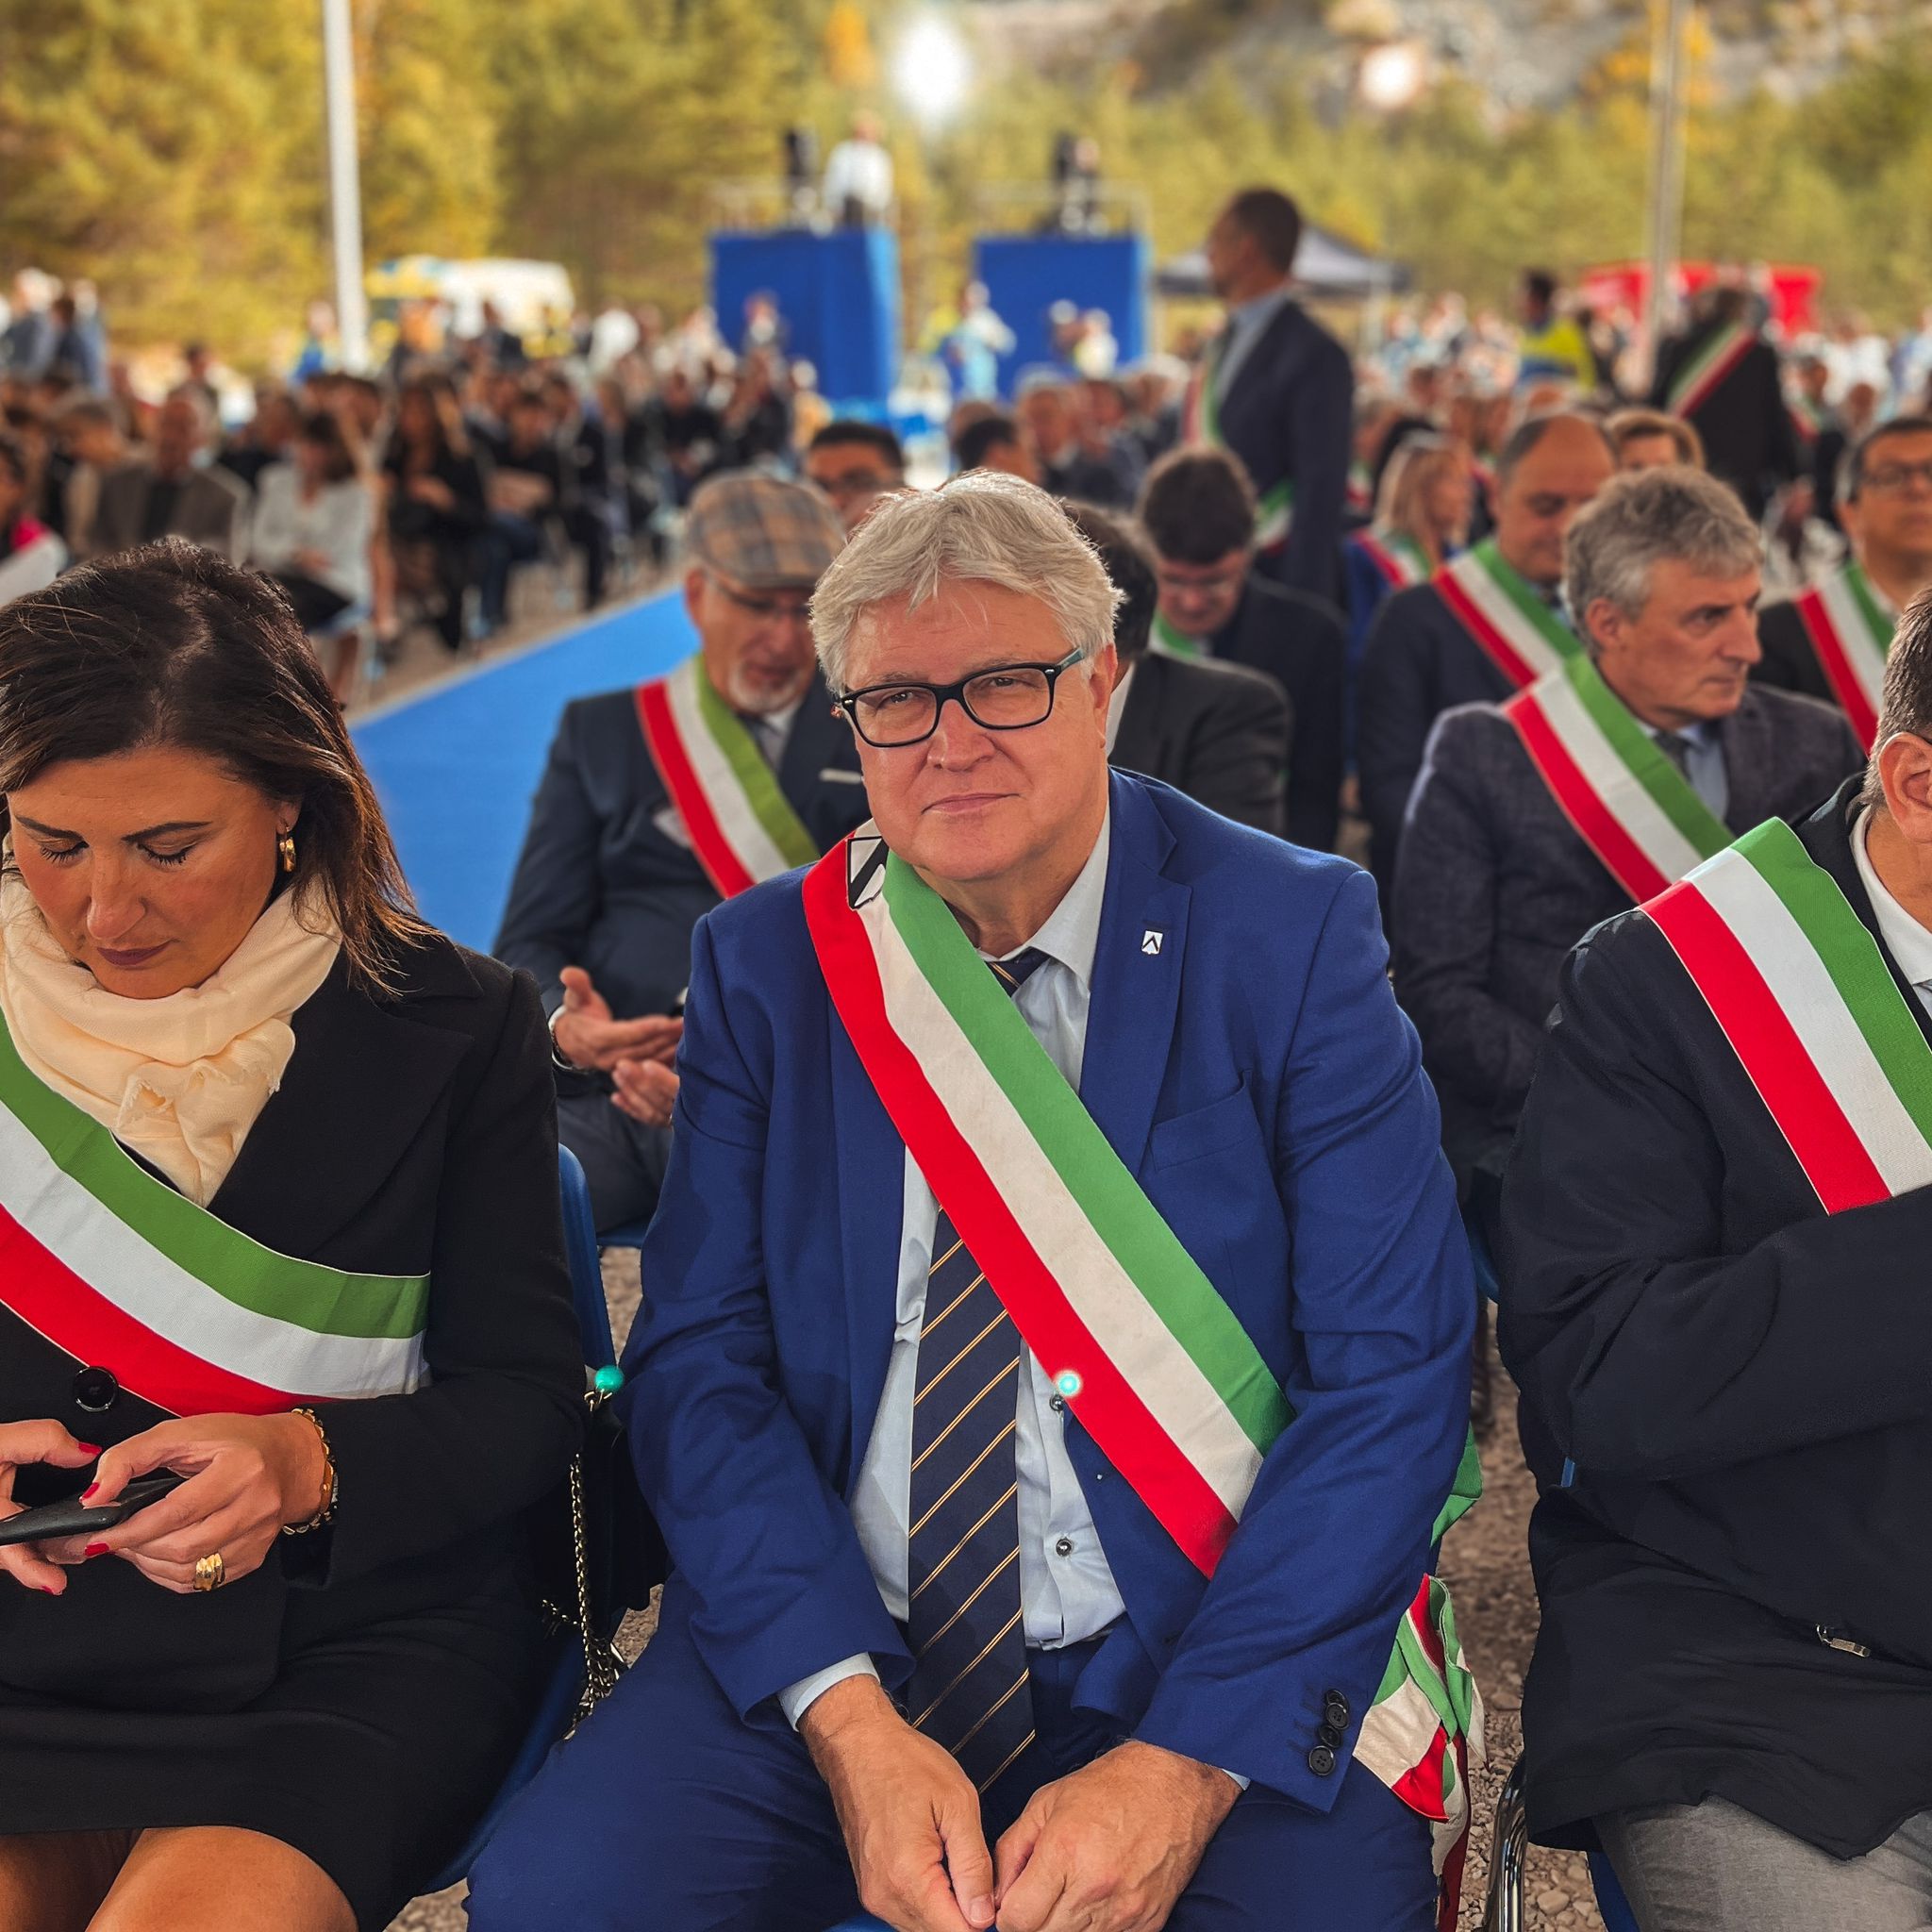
left=0, top=1103, right=425, bottom=1398
left=1443, top=555, right=1571, bottom=680
left=663, top=659, right=794, bottom=886
left=1533, top=671, right=1707, bottom=882
left=1692, top=849, right=1932, bottom=1195
left=1817, top=572, right=1889, bottom=721
left=862, top=892, right=1265, bottom=1519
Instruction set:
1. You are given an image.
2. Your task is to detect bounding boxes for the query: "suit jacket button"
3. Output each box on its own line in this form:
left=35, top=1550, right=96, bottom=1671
left=1307, top=1744, right=1338, bottom=1777
left=1317, top=1722, right=1344, bottom=1748
left=72, top=1367, right=120, bottom=1413
left=1324, top=1693, right=1351, bottom=1729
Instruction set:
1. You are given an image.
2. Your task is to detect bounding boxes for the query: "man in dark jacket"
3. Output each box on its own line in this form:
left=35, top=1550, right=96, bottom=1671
left=1394, top=466, right=1861, bottom=1214
left=1650, top=285, right=1798, bottom=520
left=1137, top=446, right=1344, bottom=849
left=1063, top=500, right=1290, bottom=836
left=1498, top=601, right=1932, bottom=1924
left=1191, top=188, right=1352, bottom=603
left=1357, top=412, right=1615, bottom=887
left=494, top=474, right=864, bottom=1229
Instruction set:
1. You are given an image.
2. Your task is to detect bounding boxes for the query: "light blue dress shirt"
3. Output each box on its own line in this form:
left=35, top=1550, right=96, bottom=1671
left=1210, top=282, right=1295, bottom=408
left=1644, top=718, right=1728, bottom=821
left=779, top=814, right=1125, bottom=1725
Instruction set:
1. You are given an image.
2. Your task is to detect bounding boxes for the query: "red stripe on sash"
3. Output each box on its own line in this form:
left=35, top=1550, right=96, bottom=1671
left=1673, top=330, right=1756, bottom=418
left=635, top=679, right=755, bottom=900
left=1645, top=881, right=1890, bottom=1212
left=1793, top=588, right=1881, bottom=750
left=1434, top=571, right=1540, bottom=690
left=803, top=849, right=1239, bottom=1575
left=1356, top=532, right=1413, bottom=591
left=0, top=1207, right=303, bottom=1418
left=1507, top=691, right=1671, bottom=903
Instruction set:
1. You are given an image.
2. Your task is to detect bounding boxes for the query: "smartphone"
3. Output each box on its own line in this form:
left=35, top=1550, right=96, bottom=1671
left=0, top=1472, right=187, bottom=1549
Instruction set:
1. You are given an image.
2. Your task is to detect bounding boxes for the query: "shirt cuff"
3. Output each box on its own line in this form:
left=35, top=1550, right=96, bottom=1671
left=1220, top=1769, right=1251, bottom=1791
left=777, top=1653, right=882, bottom=1729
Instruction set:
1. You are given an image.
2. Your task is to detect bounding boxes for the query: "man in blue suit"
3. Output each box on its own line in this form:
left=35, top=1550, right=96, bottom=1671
left=469, top=474, right=1475, bottom=1932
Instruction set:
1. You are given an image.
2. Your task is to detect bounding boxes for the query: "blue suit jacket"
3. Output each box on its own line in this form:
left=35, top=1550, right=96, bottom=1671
left=620, top=771, right=1473, bottom=1807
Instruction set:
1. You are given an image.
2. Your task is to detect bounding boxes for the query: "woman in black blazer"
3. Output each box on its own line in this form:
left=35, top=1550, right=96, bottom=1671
left=0, top=542, right=582, bottom=1930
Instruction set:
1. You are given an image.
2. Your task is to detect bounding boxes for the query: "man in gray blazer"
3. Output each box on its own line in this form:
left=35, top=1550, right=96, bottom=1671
left=88, top=388, right=249, bottom=562
left=1392, top=467, right=1863, bottom=1218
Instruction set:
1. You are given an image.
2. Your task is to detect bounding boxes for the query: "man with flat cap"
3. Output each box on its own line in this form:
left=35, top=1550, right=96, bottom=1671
left=495, top=469, right=864, bottom=1230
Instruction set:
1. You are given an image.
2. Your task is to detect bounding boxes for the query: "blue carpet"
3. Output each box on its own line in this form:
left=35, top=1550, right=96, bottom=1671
left=352, top=590, right=694, bottom=950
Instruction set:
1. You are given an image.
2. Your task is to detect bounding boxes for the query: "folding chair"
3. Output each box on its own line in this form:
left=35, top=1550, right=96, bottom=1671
left=1482, top=1755, right=1639, bottom=1931
left=417, top=1144, right=630, bottom=1894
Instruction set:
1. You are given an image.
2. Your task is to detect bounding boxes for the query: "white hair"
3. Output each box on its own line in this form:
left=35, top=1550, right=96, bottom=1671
left=1564, top=464, right=1761, bottom=626
left=809, top=472, right=1122, bottom=691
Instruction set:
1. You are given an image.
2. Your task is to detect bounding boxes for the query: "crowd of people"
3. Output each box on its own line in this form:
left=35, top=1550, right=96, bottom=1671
left=5, top=178, right=1932, bottom=1932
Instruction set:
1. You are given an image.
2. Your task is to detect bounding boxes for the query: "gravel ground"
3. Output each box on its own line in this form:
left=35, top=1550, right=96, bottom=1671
left=391, top=1262, right=1597, bottom=1932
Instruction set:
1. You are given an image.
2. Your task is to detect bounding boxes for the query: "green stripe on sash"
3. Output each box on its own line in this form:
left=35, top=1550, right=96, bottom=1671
left=0, top=1012, right=428, bottom=1340
left=1472, top=540, right=1580, bottom=660
left=1844, top=562, right=1894, bottom=649
left=1734, top=819, right=1932, bottom=1141
left=691, top=665, right=819, bottom=870
left=1558, top=657, right=1731, bottom=857
left=879, top=854, right=1293, bottom=1457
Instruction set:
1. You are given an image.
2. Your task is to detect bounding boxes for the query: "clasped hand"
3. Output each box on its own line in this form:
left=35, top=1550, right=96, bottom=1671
left=0, top=1414, right=327, bottom=1597
left=802, top=1678, right=1239, bottom=1932
left=554, top=965, right=682, bottom=1128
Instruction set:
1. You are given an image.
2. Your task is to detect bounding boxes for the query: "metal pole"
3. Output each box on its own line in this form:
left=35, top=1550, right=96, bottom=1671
left=1641, top=0, right=1691, bottom=373
left=322, top=0, right=369, bottom=373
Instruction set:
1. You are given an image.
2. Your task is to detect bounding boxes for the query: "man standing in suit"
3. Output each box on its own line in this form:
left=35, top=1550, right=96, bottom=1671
left=1191, top=188, right=1352, bottom=603
left=1393, top=464, right=1861, bottom=1224
left=1498, top=601, right=1932, bottom=1930
left=470, top=473, right=1479, bottom=1931
left=1357, top=411, right=1615, bottom=886
left=1062, top=499, right=1290, bottom=835
left=1137, top=447, right=1345, bottom=849
left=1756, top=416, right=1932, bottom=746
left=1650, top=284, right=1798, bottom=520
left=86, top=389, right=248, bottom=562
left=493, top=472, right=861, bottom=1229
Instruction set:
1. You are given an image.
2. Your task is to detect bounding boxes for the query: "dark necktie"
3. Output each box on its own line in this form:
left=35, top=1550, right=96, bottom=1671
left=1657, top=730, right=1695, bottom=780
left=904, top=946, right=1049, bottom=1799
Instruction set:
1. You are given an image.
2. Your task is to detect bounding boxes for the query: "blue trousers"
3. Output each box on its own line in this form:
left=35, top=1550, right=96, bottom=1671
left=468, top=1583, right=1436, bottom=1932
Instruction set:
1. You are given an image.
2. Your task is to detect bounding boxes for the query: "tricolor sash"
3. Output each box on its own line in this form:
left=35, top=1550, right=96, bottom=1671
left=1151, top=612, right=1204, bottom=661
left=635, top=656, right=819, bottom=899
left=1665, top=322, right=1756, bottom=420
left=1345, top=459, right=1374, bottom=517
left=1185, top=338, right=1294, bottom=550
left=1791, top=563, right=1894, bottom=749
left=1435, top=539, right=1583, bottom=689
left=803, top=831, right=1484, bottom=1907
left=1355, top=526, right=1431, bottom=591
left=1505, top=658, right=1730, bottom=903
left=1645, top=817, right=1932, bottom=1214
left=1789, top=391, right=1827, bottom=446
left=0, top=1010, right=427, bottom=1418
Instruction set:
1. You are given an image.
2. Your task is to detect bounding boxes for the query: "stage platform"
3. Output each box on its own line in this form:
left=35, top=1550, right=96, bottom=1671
left=352, top=591, right=694, bottom=951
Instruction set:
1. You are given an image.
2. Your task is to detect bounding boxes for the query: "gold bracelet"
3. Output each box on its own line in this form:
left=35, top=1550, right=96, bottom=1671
left=280, top=1406, right=338, bottom=1537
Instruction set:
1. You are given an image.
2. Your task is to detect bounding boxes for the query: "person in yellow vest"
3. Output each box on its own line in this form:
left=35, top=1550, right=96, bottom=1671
left=1513, top=271, right=1597, bottom=394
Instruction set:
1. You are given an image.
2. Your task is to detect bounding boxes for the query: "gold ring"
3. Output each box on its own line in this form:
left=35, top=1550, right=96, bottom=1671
left=192, top=1552, right=225, bottom=1593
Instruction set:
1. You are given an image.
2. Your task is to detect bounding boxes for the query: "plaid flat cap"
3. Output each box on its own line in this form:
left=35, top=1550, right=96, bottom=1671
left=686, top=471, right=846, bottom=590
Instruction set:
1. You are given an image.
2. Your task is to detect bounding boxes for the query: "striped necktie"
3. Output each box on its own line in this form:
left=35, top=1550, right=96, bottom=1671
left=904, top=946, right=1048, bottom=1800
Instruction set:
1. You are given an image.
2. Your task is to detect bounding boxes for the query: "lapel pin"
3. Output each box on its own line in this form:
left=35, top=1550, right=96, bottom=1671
left=1141, top=929, right=1164, bottom=957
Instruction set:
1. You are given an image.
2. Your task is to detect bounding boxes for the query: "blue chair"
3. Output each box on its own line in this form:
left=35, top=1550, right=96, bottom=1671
left=418, top=1144, right=627, bottom=1894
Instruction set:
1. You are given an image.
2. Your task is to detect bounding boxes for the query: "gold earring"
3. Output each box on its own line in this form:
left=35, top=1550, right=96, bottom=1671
left=277, top=830, right=297, bottom=874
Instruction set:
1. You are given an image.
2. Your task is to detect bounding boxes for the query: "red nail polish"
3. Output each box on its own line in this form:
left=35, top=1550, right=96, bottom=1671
left=76, top=1443, right=103, bottom=1457
left=84, top=1543, right=109, bottom=1559
left=36, top=1585, right=57, bottom=1594
left=79, top=1483, right=99, bottom=1502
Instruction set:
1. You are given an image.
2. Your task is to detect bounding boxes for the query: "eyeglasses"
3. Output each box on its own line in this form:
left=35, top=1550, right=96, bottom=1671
left=811, top=470, right=900, bottom=501
left=1860, top=459, right=1932, bottom=496
left=709, top=573, right=814, bottom=627
left=837, top=648, right=1086, bottom=748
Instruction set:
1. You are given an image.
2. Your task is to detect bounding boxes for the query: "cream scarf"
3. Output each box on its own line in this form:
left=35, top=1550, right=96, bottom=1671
left=0, top=869, right=342, bottom=1207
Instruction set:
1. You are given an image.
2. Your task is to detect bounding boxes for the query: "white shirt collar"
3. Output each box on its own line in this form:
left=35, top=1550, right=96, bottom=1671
left=1854, top=808, right=1932, bottom=992
left=984, top=806, right=1111, bottom=991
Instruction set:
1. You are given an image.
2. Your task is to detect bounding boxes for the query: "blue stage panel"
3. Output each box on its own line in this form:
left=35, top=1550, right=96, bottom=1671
left=352, top=592, right=695, bottom=952
left=710, top=227, right=901, bottom=408
left=972, top=234, right=1151, bottom=395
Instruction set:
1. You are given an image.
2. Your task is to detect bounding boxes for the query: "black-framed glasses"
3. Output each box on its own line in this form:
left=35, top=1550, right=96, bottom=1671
left=837, top=648, right=1086, bottom=748
left=1862, top=458, right=1932, bottom=496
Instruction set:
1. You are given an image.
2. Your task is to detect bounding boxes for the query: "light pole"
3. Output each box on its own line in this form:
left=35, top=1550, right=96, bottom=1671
left=322, top=0, right=370, bottom=373
left=1641, top=0, right=1691, bottom=373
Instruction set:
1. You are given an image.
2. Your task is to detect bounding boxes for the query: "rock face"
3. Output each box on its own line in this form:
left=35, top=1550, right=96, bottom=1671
left=964, top=0, right=1932, bottom=113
